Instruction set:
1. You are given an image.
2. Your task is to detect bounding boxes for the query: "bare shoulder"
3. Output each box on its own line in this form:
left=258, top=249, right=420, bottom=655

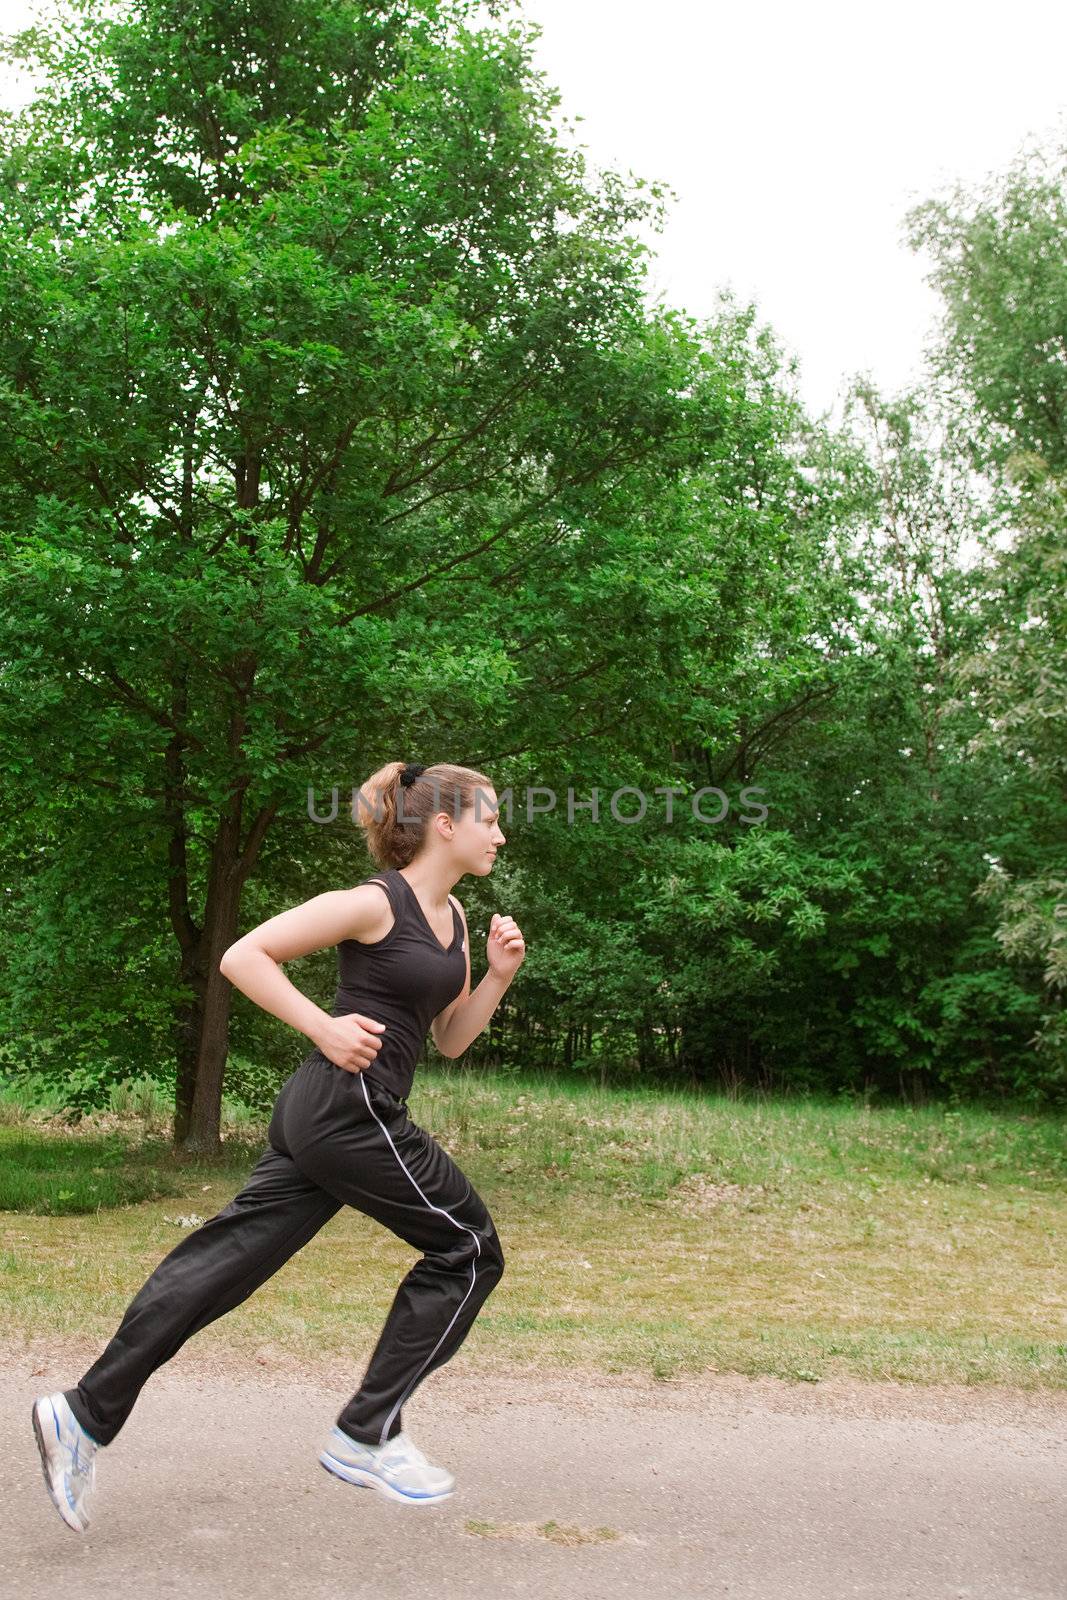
left=346, top=879, right=396, bottom=944
left=222, top=881, right=393, bottom=967
left=356, top=877, right=392, bottom=905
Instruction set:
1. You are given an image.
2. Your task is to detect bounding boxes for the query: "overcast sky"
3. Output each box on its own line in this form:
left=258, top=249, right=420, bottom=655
left=2, top=0, right=1065, bottom=423
left=518, top=0, right=1066, bottom=422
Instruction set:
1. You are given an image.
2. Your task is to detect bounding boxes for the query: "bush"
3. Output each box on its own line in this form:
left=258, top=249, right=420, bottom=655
left=222, top=1052, right=288, bottom=1118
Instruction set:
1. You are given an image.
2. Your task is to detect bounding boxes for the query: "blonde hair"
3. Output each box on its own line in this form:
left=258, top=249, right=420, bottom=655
left=355, top=760, right=495, bottom=869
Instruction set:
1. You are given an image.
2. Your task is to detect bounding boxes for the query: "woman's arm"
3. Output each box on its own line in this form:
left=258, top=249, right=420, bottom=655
left=431, top=898, right=526, bottom=1058
left=219, top=885, right=387, bottom=1053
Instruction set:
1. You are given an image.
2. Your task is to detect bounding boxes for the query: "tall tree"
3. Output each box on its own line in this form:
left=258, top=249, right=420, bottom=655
left=905, top=125, right=1067, bottom=478
left=0, top=0, right=747, bottom=1148
left=906, top=125, right=1067, bottom=1093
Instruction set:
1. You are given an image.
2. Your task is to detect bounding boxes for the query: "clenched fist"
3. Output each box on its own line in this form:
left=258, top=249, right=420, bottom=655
left=487, top=913, right=526, bottom=979
left=315, top=1012, right=386, bottom=1075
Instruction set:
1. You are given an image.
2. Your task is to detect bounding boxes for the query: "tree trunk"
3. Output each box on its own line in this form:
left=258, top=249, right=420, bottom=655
left=161, top=637, right=275, bottom=1152
left=178, top=821, right=245, bottom=1153
left=163, top=671, right=205, bottom=1149
left=172, top=991, right=200, bottom=1146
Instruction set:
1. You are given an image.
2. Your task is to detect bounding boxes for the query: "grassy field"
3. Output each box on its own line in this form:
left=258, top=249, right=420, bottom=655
left=1, top=1069, right=1064, bottom=1390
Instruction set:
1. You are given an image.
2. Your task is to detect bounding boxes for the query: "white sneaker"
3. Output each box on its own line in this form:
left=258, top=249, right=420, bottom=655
left=32, top=1392, right=100, bottom=1533
left=319, top=1425, right=455, bottom=1505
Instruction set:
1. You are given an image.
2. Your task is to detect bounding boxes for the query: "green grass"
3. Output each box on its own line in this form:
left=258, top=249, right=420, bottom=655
left=1, top=1068, right=1064, bottom=1391
left=0, top=1069, right=259, bottom=1213
left=0, top=1125, right=200, bottom=1213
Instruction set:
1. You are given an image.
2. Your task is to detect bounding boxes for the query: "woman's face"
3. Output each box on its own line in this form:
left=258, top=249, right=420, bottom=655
left=451, top=788, right=506, bottom=875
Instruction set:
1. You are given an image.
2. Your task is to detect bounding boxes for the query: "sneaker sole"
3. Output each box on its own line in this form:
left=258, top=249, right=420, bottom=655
left=318, top=1447, right=454, bottom=1506
left=31, top=1398, right=89, bottom=1534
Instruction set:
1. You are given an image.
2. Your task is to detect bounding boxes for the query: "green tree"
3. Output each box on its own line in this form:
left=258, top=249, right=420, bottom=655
left=906, top=127, right=1067, bottom=1095
left=954, top=458, right=1067, bottom=1086
left=905, top=121, right=1067, bottom=478
left=0, top=0, right=781, bottom=1147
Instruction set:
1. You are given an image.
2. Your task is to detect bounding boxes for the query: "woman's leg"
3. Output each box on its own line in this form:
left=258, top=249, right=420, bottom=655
left=292, top=1071, right=506, bottom=1447
left=64, top=1143, right=341, bottom=1446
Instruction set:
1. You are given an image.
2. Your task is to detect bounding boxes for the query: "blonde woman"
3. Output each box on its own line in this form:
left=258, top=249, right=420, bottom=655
left=34, top=762, right=523, bottom=1529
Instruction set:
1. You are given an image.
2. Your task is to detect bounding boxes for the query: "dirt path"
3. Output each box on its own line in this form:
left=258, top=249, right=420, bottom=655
left=5, top=1339, right=1065, bottom=1599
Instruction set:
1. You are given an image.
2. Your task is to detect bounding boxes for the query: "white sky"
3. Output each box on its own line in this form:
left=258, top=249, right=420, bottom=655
left=518, top=0, right=1067, bottom=422
left=2, top=0, right=1065, bottom=423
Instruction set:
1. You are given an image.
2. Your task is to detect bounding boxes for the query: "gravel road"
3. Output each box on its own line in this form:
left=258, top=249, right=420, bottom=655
left=5, top=1339, right=1065, bottom=1599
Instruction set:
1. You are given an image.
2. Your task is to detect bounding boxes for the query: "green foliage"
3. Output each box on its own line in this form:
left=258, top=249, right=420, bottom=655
left=905, top=129, right=1067, bottom=477
left=0, top=6, right=1063, bottom=1126
left=220, top=1051, right=290, bottom=1118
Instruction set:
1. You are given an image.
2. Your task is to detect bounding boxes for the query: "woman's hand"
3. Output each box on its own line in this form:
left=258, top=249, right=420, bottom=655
left=487, top=913, right=526, bottom=980
left=314, top=1012, right=386, bottom=1075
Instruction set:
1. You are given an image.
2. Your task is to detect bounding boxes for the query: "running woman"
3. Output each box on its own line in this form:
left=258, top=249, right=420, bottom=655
left=33, top=761, right=522, bottom=1529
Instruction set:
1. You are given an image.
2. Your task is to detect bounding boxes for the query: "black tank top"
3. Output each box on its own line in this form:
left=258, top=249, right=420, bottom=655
left=313, top=867, right=467, bottom=1102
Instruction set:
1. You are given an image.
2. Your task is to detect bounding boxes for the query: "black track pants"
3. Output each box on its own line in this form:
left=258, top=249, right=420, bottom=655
left=64, top=1058, right=505, bottom=1449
